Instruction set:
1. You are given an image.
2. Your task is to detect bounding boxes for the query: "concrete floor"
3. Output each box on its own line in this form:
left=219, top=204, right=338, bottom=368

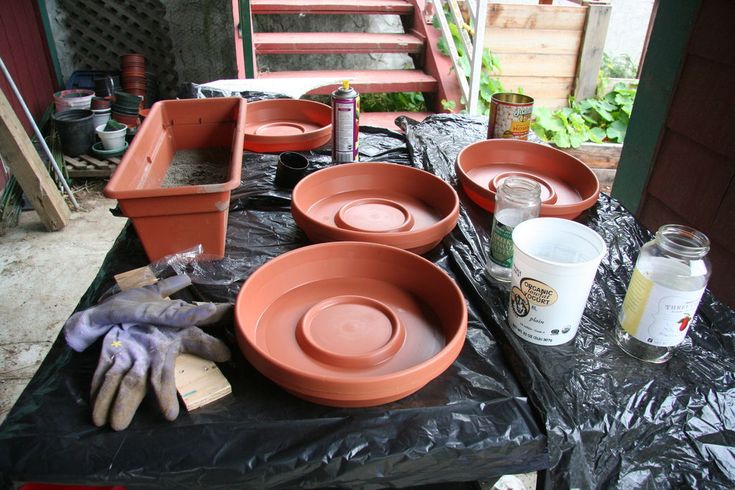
left=0, top=186, right=125, bottom=423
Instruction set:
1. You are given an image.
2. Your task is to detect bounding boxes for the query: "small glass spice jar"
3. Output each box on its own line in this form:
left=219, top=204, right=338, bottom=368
left=615, top=224, right=711, bottom=363
left=486, top=177, right=541, bottom=283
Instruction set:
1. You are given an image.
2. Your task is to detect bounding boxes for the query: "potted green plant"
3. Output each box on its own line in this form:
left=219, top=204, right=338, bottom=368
left=95, top=119, right=127, bottom=150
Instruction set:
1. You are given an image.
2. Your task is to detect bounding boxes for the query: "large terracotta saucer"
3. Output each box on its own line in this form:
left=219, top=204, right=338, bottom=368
left=244, top=99, right=331, bottom=152
left=291, top=162, right=459, bottom=254
left=235, top=241, right=468, bottom=407
left=456, top=139, right=600, bottom=219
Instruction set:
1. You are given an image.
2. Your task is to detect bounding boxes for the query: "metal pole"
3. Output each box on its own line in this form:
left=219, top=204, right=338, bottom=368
left=467, top=0, right=488, bottom=115
left=0, top=56, right=80, bottom=210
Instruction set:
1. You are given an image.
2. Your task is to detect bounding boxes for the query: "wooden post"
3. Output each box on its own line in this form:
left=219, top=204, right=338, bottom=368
left=574, top=0, right=612, bottom=100
left=0, top=88, right=70, bottom=231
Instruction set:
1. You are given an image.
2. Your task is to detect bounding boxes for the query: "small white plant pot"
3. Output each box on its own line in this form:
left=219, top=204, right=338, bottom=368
left=96, top=124, right=127, bottom=150
left=92, top=109, right=111, bottom=129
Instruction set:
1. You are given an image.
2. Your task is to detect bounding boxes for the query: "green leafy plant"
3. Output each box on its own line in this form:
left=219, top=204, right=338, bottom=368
left=360, top=91, right=426, bottom=113
left=532, top=82, right=636, bottom=148
left=303, top=91, right=426, bottom=113
left=434, top=13, right=509, bottom=115
left=600, top=52, right=638, bottom=79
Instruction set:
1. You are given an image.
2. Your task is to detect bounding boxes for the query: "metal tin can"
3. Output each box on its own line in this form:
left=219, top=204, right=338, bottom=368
left=487, top=93, right=534, bottom=140
left=331, top=80, right=360, bottom=162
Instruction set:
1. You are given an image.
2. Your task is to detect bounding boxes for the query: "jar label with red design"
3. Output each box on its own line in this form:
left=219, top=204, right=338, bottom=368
left=620, top=269, right=705, bottom=347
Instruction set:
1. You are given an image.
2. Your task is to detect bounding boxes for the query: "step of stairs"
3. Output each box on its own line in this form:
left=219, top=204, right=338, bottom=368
left=251, top=0, right=413, bottom=16
left=254, top=32, right=424, bottom=55
left=259, top=69, right=437, bottom=95
left=249, top=0, right=443, bottom=129
left=360, top=111, right=432, bottom=129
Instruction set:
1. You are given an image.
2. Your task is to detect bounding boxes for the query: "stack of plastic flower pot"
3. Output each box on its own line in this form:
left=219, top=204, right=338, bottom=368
left=120, top=53, right=146, bottom=101
left=111, top=90, right=141, bottom=128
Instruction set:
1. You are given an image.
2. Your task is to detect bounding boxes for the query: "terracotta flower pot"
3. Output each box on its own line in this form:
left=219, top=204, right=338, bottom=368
left=456, top=139, right=600, bottom=219
left=243, top=99, right=331, bottom=152
left=103, top=97, right=247, bottom=261
left=91, top=97, right=112, bottom=110
left=112, top=111, right=139, bottom=128
left=235, top=241, right=468, bottom=407
left=291, top=162, right=459, bottom=254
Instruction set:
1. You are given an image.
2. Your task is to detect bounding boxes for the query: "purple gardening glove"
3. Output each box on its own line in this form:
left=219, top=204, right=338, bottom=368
left=91, top=323, right=231, bottom=431
left=64, top=275, right=230, bottom=352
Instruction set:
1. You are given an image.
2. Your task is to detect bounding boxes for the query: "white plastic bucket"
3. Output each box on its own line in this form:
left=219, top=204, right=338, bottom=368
left=508, top=217, right=607, bottom=345
left=54, top=89, right=95, bottom=112
left=92, top=108, right=111, bottom=129
left=96, top=124, right=127, bottom=150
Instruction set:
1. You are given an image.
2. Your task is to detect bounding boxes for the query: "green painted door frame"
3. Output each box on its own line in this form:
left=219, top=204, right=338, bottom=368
left=37, top=0, right=64, bottom=88
left=238, top=0, right=256, bottom=78
left=611, top=0, right=701, bottom=213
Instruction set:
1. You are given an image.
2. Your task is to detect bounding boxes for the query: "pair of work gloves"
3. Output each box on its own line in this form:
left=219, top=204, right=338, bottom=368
left=63, top=275, right=231, bottom=431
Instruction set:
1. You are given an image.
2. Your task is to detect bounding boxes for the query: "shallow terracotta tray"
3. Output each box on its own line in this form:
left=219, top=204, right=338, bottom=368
left=235, top=241, right=467, bottom=407
left=291, top=162, right=459, bottom=254
left=456, top=139, right=600, bottom=219
left=243, top=99, right=331, bottom=152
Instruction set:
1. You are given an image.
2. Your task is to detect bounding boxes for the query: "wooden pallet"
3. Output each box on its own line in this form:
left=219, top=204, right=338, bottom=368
left=64, top=154, right=121, bottom=178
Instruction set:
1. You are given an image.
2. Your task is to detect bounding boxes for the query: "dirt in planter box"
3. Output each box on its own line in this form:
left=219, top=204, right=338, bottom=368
left=161, top=148, right=230, bottom=187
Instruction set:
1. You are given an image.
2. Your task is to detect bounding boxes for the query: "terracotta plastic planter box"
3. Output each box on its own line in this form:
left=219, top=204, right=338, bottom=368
left=104, top=98, right=246, bottom=261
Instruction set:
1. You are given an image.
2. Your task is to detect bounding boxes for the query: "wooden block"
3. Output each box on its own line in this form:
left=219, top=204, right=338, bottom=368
left=495, top=75, right=574, bottom=99
left=484, top=28, right=583, bottom=55
left=574, top=1, right=612, bottom=100
left=0, top=88, right=70, bottom=231
left=486, top=3, right=586, bottom=30
left=562, top=142, right=622, bottom=169
left=114, top=266, right=159, bottom=290
left=174, top=353, right=232, bottom=411
left=494, top=53, right=578, bottom=77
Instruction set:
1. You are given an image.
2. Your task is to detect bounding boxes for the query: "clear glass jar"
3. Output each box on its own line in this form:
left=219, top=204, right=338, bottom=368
left=486, top=177, right=541, bottom=283
left=615, top=224, right=711, bottom=363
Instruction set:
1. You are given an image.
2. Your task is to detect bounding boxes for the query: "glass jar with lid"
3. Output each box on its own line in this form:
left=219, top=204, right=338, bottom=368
left=486, top=177, right=541, bottom=284
left=615, top=224, right=711, bottom=363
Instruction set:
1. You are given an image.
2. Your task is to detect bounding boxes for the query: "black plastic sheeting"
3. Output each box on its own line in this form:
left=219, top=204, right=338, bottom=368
left=0, top=121, right=548, bottom=489
left=403, top=114, right=735, bottom=489
left=1, top=108, right=733, bottom=489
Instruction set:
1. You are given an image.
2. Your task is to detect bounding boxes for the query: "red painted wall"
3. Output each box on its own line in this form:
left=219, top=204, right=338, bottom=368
left=0, top=0, right=58, bottom=135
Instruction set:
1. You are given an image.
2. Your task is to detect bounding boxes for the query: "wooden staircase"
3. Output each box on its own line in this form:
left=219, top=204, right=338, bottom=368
left=246, top=0, right=453, bottom=129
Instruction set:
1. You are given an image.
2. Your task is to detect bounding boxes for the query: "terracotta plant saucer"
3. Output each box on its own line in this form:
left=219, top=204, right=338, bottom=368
left=235, top=241, right=468, bottom=407
left=456, top=139, right=600, bottom=219
left=291, top=162, right=459, bottom=254
left=243, top=99, right=332, bottom=153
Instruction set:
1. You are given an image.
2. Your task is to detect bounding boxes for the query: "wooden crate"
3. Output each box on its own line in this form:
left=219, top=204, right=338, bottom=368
left=64, top=154, right=121, bottom=178
left=485, top=1, right=611, bottom=109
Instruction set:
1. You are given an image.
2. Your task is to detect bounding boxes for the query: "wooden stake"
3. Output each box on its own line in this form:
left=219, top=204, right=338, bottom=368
left=574, top=1, right=612, bottom=100
left=0, top=88, right=70, bottom=231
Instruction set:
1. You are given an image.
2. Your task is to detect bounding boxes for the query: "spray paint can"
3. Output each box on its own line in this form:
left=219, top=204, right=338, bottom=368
left=331, top=80, right=359, bottom=162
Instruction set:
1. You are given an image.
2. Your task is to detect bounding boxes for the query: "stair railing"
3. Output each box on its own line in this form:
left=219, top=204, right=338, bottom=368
left=429, top=0, right=487, bottom=114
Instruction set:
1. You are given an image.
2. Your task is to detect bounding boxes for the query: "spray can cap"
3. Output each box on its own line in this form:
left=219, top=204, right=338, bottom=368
left=342, top=80, right=350, bottom=90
